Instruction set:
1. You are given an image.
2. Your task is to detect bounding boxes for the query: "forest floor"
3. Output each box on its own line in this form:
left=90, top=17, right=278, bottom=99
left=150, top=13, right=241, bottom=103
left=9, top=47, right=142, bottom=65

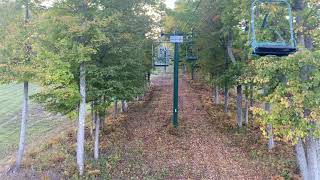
left=0, top=68, right=298, bottom=179
left=105, top=70, right=287, bottom=179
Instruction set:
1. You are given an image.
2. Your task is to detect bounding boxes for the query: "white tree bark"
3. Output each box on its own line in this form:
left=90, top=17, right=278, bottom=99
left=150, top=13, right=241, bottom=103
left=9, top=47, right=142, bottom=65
left=90, top=102, right=94, bottom=142
left=296, top=138, right=309, bottom=180
left=214, top=86, right=220, bottom=104
left=264, top=102, right=274, bottom=150
left=227, top=31, right=236, bottom=64
left=244, top=98, right=249, bottom=126
left=94, top=111, right=100, bottom=160
left=15, top=81, right=29, bottom=171
left=236, top=85, right=243, bottom=128
left=267, top=123, right=274, bottom=150
left=307, top=135, right=318, bottom=180
left=316, top=138, right=320, bottom=179
left=77, top=62, right=86, bottom=176
left=121, top=100, right=127, bottom=112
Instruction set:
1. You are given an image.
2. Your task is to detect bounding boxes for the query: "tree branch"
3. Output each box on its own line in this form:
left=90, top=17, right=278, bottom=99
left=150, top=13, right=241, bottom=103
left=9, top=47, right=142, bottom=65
left=227, top=31, right=236, bottom=64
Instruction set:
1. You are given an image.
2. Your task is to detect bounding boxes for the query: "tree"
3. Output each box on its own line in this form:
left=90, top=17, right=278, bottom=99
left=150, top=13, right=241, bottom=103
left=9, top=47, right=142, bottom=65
left=252, top=50, right=320, bottom=179
left=32, top=0, right=161, bottom=175
left=0, top=0, right=38, bottom=171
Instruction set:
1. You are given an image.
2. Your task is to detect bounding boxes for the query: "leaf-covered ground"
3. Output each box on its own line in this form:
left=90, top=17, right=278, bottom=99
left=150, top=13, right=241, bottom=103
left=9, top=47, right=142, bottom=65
left=107, top=71, right=276, bottom=179
left=1, top=68, right=297, bottom=179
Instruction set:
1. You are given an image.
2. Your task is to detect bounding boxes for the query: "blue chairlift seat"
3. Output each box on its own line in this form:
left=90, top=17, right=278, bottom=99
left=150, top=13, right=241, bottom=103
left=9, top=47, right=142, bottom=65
left=250, top=0, right=297, bottom=57
left=154, top=63, right=169, bottom=67
left=252, top=41, right=297, bottom=56
left=154, top=64, right=169, bottom=67
left=154, top=58, right=169, bottom=67
left=186, top=55, right=198, bottom=61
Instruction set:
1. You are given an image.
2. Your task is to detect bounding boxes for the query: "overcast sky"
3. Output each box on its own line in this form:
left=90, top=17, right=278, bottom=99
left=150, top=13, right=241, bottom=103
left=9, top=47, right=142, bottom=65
left=165, top=0, right=176, bottom=9
left=42, top=0, right=176, bottom=9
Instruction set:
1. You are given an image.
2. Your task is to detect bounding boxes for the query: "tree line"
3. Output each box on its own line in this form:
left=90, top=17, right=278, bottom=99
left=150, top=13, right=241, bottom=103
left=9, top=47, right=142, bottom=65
left=0, top=0, right=164, bottom=176
left=166, top=0, right=320, bottom=179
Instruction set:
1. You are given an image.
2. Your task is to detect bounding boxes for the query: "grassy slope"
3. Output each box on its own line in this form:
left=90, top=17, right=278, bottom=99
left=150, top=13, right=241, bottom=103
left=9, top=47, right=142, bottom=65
left=0, top=84, right=72, bottom=166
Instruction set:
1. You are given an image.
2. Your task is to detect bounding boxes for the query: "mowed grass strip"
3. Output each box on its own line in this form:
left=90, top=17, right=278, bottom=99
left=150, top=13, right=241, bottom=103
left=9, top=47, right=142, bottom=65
left=0, top=84, right=38, bottom=117
left=0, top=84, right=71, bottom=165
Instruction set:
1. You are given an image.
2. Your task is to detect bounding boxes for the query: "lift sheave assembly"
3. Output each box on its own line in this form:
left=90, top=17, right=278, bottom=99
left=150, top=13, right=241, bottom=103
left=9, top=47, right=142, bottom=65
left=250, top=0, right=297, bottom=56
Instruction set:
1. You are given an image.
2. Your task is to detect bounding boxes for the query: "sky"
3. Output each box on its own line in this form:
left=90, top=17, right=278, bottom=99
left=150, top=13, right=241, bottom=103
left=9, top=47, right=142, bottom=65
left=42, top=0, right=177, bottom=9
left=165, top=0, right=176, bottom=9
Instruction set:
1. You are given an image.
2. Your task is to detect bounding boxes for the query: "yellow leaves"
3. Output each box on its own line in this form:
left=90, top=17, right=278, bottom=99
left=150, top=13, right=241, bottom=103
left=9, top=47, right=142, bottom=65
left=251, top=107, right=263, bottom=115
left=68, top=24, right=83, bottom=33
left=87, top=169, right=101, bottom=176
left=310, top=111, right=320, bottom=123
left=280, top=97, right=290, bottom=108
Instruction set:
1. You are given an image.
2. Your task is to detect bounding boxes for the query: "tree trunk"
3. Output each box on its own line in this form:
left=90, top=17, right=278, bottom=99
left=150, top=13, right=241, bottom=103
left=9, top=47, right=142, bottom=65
left=77, top=62, right=86, bottom=176
left=121, top=100, right=127, bottom=112
left=214, top=86, right=220, bottom=104
left=191, top=63, right=195, bottom=80
left=236, top=85, right=243, bottom=128
left=317, top=138, right=320, bottom=179
left=264, top=102, right=275, bottom=150
left=15, top=81, right=29, bottom=171
left=296, top=138, right=309, bottom=180
left=224, top=87, right=228, bottom=113
left=227, top=31, right=236, bottom=64
left=305, top=35, right=314, bottom=49
left=249, top=84, right=254, bottom=107
left=267, top=124, right=274, bottom=150
left=14, top=0, right=31, bottom=172
left=102, top=109, right=106, bottom=129
left=307, top=134, right=318, bottom=180
left=224, top=48, right=229, bottom=113
left=94, top=111, right=100, bottom=160
left=90, top=102, right=94, bottom=142
left=113, top=98, right=118, bottom=119
left=244, top=98, right=249, bottom=126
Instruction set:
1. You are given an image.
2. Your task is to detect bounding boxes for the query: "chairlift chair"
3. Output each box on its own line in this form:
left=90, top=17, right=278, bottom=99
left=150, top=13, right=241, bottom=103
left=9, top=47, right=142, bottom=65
left=154, top=46, right=170, bottom=67
left=250, top=0, right=297, bottom=56
left=185, top=34, right=199, bottom=61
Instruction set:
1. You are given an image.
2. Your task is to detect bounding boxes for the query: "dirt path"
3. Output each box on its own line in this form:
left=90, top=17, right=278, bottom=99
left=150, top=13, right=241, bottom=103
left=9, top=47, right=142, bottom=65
left=111, top=69, right=271, bottom=179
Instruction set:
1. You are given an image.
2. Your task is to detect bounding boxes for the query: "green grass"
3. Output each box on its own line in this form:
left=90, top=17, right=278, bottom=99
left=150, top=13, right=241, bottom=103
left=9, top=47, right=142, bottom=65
left=0, top=84, right=38, bottom=117
left=0, top=83, right=71, bottom=165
